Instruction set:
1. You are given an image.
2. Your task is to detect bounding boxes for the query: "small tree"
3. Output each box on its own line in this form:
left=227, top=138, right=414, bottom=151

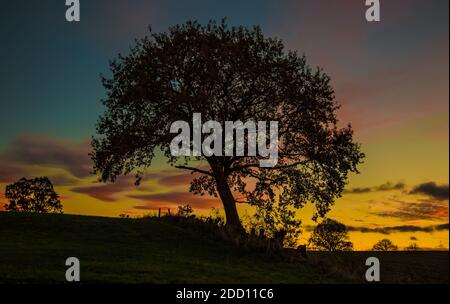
left=4, top=177, right=62, bottom=213
left=405, top=243, right=420, bottom=251
left=372, top=239, right=398, bottom=251
left=308, top=218, right=353, bottom=251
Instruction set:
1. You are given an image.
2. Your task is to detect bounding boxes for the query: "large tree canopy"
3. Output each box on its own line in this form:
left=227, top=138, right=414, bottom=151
left=91, top=20, right=364, bottom=234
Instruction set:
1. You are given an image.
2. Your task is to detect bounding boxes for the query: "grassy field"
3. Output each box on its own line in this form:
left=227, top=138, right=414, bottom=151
left=0, top=211, right=448, bottom=283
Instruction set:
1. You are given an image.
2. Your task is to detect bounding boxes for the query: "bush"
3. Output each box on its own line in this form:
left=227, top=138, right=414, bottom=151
left=176, top=204, right=194, bottom=217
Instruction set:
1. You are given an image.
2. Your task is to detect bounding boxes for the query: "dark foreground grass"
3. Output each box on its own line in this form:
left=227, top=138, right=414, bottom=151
left=0, top=212, right=448, bottom=283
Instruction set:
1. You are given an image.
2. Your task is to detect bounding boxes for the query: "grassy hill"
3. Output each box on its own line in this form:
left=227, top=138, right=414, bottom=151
left=0, top=212, right=448, bottom=283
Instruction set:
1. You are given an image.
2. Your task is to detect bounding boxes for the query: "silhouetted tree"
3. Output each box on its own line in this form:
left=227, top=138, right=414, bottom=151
left=308, top=218, right=353, bottom=251
left=405, top=243, right=420, bottom=251
left=4, top=177, right=62, bottom=213
left=91, top=20, right=364, bottom=235
left=372, top=239, right=398, bottom=251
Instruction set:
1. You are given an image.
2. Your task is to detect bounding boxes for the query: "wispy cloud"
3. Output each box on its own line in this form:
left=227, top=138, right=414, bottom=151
left=373, top=198, right=448, bottom=221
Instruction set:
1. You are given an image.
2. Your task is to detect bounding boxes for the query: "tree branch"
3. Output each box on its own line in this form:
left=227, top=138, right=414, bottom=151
left=174, top=165, right=213, bottom=176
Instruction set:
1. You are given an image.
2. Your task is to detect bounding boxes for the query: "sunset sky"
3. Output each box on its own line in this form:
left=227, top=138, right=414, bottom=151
left=0, top=0, right=448, bottom=250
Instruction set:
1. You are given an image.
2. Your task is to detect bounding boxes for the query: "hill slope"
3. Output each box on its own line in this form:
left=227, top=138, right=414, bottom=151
left=0, top=212, right=448, bottom=283
left=0, top=212, right=334, bottom=283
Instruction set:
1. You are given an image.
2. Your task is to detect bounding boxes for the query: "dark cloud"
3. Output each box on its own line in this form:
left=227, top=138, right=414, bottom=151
left=435, top=223, right=449, bottom=231
left=1, top=135, right=92, bottom=178
left=344, top=182, right=405, bottom=194
left=304, top=223, right=449, bottom=235
left=410, top=182, right=449, bottom=200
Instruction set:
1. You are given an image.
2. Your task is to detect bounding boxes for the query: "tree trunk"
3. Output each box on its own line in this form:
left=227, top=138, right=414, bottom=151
left=210, top=162, right=244, bottom=235
left=217, top=177, right=243, bottom=234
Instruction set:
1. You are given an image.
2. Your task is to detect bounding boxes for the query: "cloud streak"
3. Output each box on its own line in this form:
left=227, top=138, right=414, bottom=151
left=373, top=198, right=449, bottom=221
left=129, top=191, right=220, bottom=210
left=346, top=223, right=449, bottom=234
left=344, top=182, right=405, bottom=194
left=305, top=223, right=449, bottom=234
left=70, top=175, right=142, bottom=202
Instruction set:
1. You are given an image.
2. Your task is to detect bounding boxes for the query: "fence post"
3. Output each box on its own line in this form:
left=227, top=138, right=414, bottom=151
left=158, top=208, right=161, bottom=218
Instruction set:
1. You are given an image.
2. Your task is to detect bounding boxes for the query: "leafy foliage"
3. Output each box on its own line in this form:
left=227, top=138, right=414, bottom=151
left=177, top=204, right=194, bottom=217
left=4, top=177, right=62, bottom=213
